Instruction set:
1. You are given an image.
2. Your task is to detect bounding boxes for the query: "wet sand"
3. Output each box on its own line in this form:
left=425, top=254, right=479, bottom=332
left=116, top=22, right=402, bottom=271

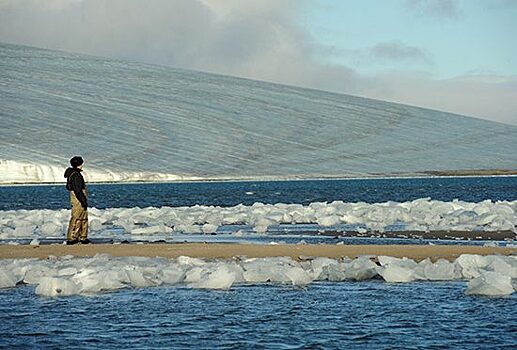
left=0, top=243, right=514, bottom=262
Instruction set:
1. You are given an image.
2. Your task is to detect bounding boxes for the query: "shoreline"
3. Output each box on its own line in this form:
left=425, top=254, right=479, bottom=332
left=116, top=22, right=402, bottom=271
left=1, top=172, right=516, bottom=187
left=1, top=243, right=514, bottom=261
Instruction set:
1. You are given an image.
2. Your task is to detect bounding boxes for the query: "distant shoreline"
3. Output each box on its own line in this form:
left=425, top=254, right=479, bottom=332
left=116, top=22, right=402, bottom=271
left=1, top=171, right=516, bottom=187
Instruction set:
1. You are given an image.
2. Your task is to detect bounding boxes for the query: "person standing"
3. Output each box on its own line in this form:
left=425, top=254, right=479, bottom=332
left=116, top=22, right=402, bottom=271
left=64, top=156, right=90, bottom=245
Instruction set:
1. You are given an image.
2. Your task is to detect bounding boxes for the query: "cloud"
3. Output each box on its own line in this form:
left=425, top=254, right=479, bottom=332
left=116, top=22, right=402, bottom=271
left=0, top=0, right=307, bottom=78
left=483, top=0, right=517, bottom=10
left=0, top=0, right=369, bottom=94
left=405, top=0, right=461, bottom=19
left=353, top=41, right=433, bottom=65
left=369, top=41, right=432, bottom=64
left=327, top=41, right=432, bottom=67
left=0, top=0, right=515, bottom=125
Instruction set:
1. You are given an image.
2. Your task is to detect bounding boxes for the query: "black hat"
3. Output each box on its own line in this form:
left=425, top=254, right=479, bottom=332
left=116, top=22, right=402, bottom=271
left=70, top=156, right=84, bottom=168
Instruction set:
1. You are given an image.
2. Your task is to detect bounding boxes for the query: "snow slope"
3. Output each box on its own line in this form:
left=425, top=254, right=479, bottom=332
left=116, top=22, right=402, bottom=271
left=1, top=43, right=516, bottom=183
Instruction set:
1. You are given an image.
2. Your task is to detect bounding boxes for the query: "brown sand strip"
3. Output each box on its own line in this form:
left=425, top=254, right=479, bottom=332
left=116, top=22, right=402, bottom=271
left=0, top=244, right=514, bottom=262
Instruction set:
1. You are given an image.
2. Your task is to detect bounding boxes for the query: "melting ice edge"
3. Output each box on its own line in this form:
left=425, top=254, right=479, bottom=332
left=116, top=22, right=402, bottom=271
left=0, top=254, right=516, bottom=297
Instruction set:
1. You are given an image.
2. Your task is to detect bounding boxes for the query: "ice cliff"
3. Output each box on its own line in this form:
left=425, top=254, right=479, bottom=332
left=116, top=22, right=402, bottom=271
left=1, top=42, right=516, bottom=183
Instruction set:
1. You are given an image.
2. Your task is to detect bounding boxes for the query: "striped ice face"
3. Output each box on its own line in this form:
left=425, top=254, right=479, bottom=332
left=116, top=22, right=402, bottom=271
left=1, top=43, right=516, bottom=183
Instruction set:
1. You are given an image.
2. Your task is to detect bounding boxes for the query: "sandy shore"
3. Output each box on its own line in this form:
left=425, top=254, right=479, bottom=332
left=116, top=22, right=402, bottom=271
left=0, top=243, right=514, bottom=261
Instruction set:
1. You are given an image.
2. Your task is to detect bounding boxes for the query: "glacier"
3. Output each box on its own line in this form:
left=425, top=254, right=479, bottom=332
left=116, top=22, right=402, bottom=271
left=1, top=199, right=515, bottom=241
left=0, top=254, right=515, bottom=297
left=1, top=42, right=516, bottom=184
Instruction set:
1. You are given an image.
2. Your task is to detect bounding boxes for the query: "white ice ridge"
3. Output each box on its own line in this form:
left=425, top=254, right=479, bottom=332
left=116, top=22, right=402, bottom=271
left=0, top=160, right=200, bottom=184
left=1, top=199, right=516, bottom=240
left=0, top=254, right=515, bottom=297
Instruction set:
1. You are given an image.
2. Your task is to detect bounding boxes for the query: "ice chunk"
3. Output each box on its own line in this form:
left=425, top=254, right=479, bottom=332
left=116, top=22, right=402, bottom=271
left=159, top=265, right=186, bottom=284
left=242, top=259, right=273, bottom=283
left=177, top=256, right=206, bottom=267
left=190, top=264, right=238, bottom=290
left=309, top=257, right=339, bottom=280
left=465, top=271, right=514, bottom=296
left=23, top=264, right=56, bottom=284
left=377, top=256, right=417, bottom=283
left=40, top=222, right=62, bottom=236
left=35, top=277, right=80, bottom=297
left=316, top=215, right=340, bottom=227
left=253, top=225, right=268, bottom=234
left=322, top=263, right=346, bottom=281
left=201, top=224, right=218, bottom=234
left=378, top=256, right=417, bottom=269
left=378, top=265, right=416, bottom=283
left=124, top=268, right=156, bottom=288
left=423, top=259, right=460, bottom=281
left=242, top=257, right=296, bottom=283
left=343, top=256, right=378, bottom=281
left=484, top=256, right=517, bottom=278
left=0, top=269, right=18, bottom=289
left=89, top=219, right=103, bottom=231
left=184, top=266, right=208, bottom=284
left=57, top=267, right=78, bottom=276
left=285, top=266, right=312, bottom=286
left=13, top=224, right=35, bottom=236
left=455, top=254, right=487, bottom=279
left=4, top=259, right=31, bottom=283
left=72, top=269, right=127, bottom=293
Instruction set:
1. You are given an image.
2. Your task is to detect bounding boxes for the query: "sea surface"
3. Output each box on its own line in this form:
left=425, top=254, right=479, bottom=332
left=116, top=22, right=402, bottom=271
left=1, top=176, right=516, bottom=211
left=1, top=177, right=516, bottom=349
left=1, top=281, right=516, bottom=349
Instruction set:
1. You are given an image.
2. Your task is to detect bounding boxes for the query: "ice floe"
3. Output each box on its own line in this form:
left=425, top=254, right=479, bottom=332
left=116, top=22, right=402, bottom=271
left=0, top=254, right=515, bottom=297
left=0, top=199, right=516, bottom=241
left=466, top=272, right=514, bottom=296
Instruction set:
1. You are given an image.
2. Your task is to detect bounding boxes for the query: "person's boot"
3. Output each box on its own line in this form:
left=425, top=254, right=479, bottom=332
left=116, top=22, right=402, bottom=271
left=79, top=238, right=92, bottom=244
left=66, top=239, right=78, bottom=245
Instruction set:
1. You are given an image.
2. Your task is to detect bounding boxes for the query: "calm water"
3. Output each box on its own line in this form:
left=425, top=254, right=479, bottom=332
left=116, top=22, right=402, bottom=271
left=1, top=176, right=516, bottom=211
left=1, top=282, right=515, bottom=349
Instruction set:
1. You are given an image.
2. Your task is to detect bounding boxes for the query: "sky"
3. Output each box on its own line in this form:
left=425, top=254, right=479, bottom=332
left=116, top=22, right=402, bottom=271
left=0, top=0, right=516, bottom=125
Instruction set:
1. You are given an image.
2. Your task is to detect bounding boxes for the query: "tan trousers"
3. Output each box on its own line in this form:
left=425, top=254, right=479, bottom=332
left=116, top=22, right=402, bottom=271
left=67, top=190, right=88, bottom=241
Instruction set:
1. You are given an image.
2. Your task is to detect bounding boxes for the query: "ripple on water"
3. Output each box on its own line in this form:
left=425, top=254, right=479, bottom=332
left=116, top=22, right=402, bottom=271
left=1, top=281, right=516, bottom=349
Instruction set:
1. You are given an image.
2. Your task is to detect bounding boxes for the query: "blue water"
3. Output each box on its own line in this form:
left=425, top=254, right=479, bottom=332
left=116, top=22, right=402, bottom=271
left=1, top=176, right=516, bottom=211
left=2, top=177, right=516, bottom=349
left=1, top=282, right=515, bottom=349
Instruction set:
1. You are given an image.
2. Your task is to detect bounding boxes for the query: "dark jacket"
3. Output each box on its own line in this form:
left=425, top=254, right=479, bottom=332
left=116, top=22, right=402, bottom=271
left=64, top=167, right=87, bottom=208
